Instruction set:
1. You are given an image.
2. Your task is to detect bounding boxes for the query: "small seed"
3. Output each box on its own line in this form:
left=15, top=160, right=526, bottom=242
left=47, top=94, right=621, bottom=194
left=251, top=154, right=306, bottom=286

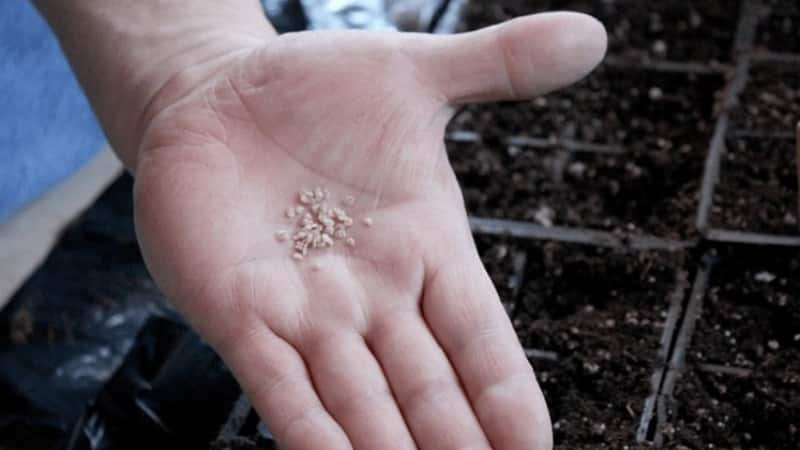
left=362, top=217, right=373, bottom=227
left=311, top=262, right=322, bottom=271
left=275, top=230, right=289, bottom=242
left=320, top=216, right=335, bottom=228
left=285, top=208, right=296, bottom=219
left=299, top=191, right=313, bottom=204
left=292, top=252, right=304, bottom=261
left=345, top=237, right=356, bottom=247
left=295, top=206, right=305, bottom=214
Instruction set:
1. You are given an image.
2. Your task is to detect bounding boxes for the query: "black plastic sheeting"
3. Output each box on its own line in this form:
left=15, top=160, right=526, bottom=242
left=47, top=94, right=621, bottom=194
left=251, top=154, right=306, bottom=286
left=261, top=0, right=309, bottom=32
left=63, top=317, right=241, bottom=450
left=0, top=175, right=244, bottom=450
left=0, top=176, right=164, bottom=447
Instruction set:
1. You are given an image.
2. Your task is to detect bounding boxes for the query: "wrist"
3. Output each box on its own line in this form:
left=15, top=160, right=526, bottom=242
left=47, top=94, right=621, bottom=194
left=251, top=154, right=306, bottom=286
left=34, top=0, right=274, bottom=169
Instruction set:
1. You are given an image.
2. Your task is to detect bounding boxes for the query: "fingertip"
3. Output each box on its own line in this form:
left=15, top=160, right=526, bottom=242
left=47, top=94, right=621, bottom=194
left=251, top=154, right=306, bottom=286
left=508, top=11, right=608, bottom=95
left=551, top=12, right=608, bottom=78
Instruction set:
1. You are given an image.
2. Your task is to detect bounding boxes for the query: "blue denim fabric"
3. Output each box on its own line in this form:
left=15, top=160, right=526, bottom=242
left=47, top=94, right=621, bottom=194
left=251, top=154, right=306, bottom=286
left=0, top=1, right=106, bottom=222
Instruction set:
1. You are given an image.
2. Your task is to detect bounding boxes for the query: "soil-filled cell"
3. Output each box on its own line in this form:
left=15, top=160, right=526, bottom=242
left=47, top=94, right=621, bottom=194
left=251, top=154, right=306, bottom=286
left=755, top=0, right=800, bottom=54
left=665, top=248, right=800, bottom=449
left=710, top=136, right=799, bottom=234
left=732, top=62, right=800, bottom=134
left=506, top=242, right=683, bottom=449
left=448, top=66, right=721, bottom=237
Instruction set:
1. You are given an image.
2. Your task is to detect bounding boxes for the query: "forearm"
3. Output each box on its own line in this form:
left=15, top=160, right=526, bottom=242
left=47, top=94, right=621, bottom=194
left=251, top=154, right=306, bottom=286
left=34, top=0, right=274, bottom=168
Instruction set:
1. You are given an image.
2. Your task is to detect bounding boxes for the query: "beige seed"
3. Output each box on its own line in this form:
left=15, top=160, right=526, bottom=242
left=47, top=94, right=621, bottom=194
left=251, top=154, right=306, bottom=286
left=292, top=252, right=304, bottom=261
left=334, top=228, right=347, bottom=240
left=362, top=217, right=373, bottom=227
left=345, top=237, right=356, bottom=247
left=320, top=214, right=335, bottom=225
left=285, top=208, right=296, bottom=219
left=311, top=262, right=322, bottom=271
left=299, top=190, right=313, bottom=204
left=295, top=206, right=305, bottom=214
left=275, top=230, right=289, bottom=242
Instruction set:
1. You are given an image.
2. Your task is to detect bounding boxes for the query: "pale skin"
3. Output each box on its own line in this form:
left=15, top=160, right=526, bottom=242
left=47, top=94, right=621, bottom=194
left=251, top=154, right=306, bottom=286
left=35, top=2, right=607, bottom=449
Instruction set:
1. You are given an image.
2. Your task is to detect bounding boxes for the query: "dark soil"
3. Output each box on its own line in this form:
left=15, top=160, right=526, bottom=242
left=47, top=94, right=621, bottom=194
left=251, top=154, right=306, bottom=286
left=474, top=236, right=524, bottom=310
left=477, top=237, right=685, bottom=449
left=463, top=0, right=740, bottom=62
left=448, top=65, right=721, bottom=237
left=716, top=62, right=800, bottom=234
left=732, top=62, right=800, bottom=133
left=664, top=248, right=800, bottom=449
left=461, top=3, right=800, bottom=447
left=710, top=136, right=799, bottom=234
left=755, top=0, right=800, bottom=54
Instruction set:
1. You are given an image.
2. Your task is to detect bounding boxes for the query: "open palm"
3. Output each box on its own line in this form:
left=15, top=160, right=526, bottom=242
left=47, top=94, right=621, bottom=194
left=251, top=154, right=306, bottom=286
left=132, top=13, right=605, bottom=450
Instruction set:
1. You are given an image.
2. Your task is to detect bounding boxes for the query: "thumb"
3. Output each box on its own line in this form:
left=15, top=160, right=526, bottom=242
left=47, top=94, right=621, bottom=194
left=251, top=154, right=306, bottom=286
left=404, top=12, right=607, bottom=104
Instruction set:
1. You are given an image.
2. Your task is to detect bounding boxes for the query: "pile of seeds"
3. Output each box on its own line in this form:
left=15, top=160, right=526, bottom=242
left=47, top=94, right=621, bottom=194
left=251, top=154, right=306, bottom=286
left=275, top=187, right=362, bottom=261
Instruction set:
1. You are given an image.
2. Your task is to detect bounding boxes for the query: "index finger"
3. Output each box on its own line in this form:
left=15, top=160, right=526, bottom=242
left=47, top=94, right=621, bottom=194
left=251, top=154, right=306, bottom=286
left=423, top=247, right=553, bottom=450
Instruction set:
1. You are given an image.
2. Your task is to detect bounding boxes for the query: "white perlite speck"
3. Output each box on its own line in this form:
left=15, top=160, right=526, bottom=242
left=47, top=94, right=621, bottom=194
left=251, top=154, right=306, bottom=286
left=754, top=271, right=776, bottom=283
left=277, top=187, right=357, bottom=260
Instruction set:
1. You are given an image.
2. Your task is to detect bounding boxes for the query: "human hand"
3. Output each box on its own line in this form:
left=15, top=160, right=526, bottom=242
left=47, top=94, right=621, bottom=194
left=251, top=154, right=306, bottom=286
left=129, top=12, right=606, bottom=450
